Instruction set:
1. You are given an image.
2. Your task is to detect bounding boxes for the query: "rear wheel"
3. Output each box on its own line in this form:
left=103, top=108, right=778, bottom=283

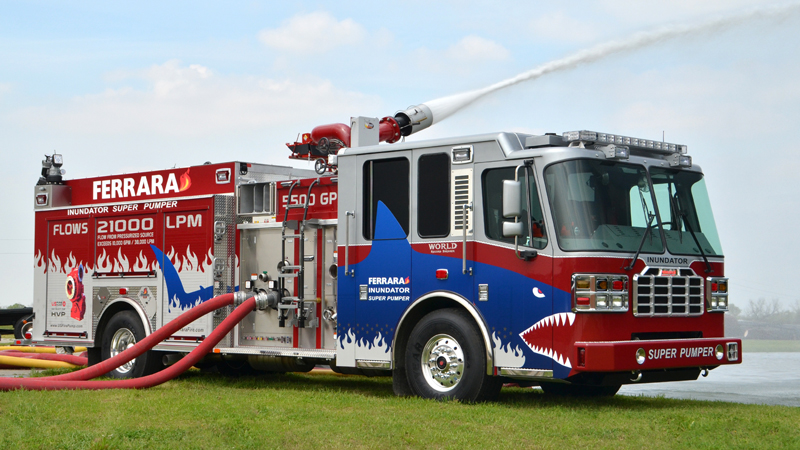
left=101, top=310, right=163, bottom=379
left=540, top=383, right=620, bottom=397
left=405, top=308, right=501, bottom=402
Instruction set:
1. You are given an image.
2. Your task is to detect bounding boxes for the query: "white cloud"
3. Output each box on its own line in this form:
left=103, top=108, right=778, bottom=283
left=0, top=83, right=10, bottom=95
left=445, top=35, right=510, bottom=62
left=258, top=11, right=366, bottom=54
left=8, top=60, right=379, bottom=137
left=410, top=35, right=511, bottom=77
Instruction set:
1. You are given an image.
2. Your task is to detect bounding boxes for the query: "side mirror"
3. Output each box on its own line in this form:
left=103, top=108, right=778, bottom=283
left=502, top=180, right=521, bottom=218
left=502, top=221, right=523, bottom=237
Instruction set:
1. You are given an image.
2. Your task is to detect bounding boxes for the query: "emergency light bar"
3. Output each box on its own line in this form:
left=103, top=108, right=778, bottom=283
left=563, top=130, right=688, bottom=155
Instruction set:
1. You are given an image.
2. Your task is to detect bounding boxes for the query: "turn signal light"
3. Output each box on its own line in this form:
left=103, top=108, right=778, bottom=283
left=706, top=277, right=729, bottom=312
left=572, top=273, right=629, bottom=313
left=435, top=269, right=448, bottom=280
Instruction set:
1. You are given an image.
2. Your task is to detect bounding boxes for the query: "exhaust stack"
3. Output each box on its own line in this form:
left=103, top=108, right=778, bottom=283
left=287, top=104, right=435, bottom=172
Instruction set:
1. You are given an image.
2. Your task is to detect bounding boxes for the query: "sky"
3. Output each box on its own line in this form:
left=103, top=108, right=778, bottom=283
left=1, top=0, right=799, bottom=311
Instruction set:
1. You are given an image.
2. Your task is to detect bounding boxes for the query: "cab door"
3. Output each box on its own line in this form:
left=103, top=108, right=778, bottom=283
left=350, top=152, right=412, bottom=364
left=474, top=161, right=554, bottom=373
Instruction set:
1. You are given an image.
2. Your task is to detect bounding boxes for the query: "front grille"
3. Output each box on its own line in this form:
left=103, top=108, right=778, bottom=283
left=633, top=269, right=704, bottom=317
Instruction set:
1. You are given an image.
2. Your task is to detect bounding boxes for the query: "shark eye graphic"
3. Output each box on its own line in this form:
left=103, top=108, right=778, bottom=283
left=65, top=276, right=76, bottom=300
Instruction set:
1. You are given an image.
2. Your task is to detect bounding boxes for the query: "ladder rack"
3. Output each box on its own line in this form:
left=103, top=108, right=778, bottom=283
left=278, top=178, right=320, bottom=328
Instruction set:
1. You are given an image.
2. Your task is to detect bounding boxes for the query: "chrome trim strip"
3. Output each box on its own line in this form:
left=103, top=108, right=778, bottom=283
left=214, top=347, right=336, bottom=359
left=500, top=368, right=553, bottom=378
left=356, top=360, right=392, bottom=370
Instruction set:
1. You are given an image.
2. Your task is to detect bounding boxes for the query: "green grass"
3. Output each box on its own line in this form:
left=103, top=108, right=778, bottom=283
left=1, top=370, right=798, bottom=450
left=742, top=340, right=800, bottom=352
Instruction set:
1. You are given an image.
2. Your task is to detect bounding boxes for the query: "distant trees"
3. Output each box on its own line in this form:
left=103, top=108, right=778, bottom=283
left=3, top=303, right=27, bottom=309
left=729, top=299, right=800, bottom=339
left=740, top=299, right=800, bottom=324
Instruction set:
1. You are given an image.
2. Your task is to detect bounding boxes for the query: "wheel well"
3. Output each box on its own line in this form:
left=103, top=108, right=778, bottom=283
left=392, top=295, right=492, bottom=376
left=94, top=300, right=142, bottom=346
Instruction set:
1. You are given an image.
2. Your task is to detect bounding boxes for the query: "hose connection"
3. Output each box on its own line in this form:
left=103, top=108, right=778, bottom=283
left=254, top=290, right=280, bottom=311
left=233, top=291, right=254, bottom=307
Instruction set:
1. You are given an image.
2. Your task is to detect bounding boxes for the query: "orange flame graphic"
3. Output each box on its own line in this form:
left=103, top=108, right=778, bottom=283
left=179, top=168, right=192, bottom=192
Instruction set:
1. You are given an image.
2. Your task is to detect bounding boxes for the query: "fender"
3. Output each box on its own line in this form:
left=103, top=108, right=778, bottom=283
left=392, top=291, right=494, bottom=375
left=97, top=297, right=153, bottom=337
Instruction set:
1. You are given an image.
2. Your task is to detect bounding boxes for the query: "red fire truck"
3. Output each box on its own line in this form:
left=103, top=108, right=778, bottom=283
left=31, top=105, right=740, bottom=401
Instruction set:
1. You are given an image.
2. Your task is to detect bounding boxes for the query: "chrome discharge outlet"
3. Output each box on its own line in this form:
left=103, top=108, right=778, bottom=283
left=254, top=290, right=280, bottom=310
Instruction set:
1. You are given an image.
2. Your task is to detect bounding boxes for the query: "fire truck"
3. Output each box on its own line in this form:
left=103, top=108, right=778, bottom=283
left=31, top=104, right=740, bottom=401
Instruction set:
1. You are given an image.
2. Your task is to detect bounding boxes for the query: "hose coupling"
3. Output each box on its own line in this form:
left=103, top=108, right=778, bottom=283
left=233, top=291, right=254, bottom=307
left=254, top=290, right=280, bottom=311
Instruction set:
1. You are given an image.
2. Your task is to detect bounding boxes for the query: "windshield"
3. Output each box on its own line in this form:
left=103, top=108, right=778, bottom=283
left=649, top=167, right=723, bottom=256
left=545, top=159, right=663, bottom=253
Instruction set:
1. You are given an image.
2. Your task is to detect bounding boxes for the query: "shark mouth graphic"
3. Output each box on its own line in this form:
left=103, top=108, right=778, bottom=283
left=519, top=312, right=576, bottom=368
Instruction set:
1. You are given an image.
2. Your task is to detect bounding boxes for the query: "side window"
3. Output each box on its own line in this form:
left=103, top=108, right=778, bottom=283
left=362, top=157, right=409, bottom=240
left=482, top=167, right=548, bottom=249
left=417, top=153, right=450, bottom=238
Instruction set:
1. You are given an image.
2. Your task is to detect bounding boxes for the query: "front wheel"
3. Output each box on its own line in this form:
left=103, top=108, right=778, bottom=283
left=405, top=308, right=501, bottom=402
left=101, top=310, right=163, bottom=379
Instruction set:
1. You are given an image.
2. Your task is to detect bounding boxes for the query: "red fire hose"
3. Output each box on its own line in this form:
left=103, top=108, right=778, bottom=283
left=0, top=293, right=253, bottom=391
left=51, top=293, right=234, bottom=381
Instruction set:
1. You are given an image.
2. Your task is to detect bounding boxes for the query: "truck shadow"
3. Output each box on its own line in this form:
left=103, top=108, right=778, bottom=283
left=175, top=369, right=724, bottom=410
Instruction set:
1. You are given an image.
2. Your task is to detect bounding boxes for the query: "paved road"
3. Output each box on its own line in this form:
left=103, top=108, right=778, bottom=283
left=619, top=352, right=800, bottom=407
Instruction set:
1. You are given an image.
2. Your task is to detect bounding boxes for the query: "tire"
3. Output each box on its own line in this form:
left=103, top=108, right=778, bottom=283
left=101, top=310, right=163, bottom=379
left=540, top=383, right=620, bottom=397
left=405, top=308, right=501, bottom=402
left=13, top=315, right=33, bottom=340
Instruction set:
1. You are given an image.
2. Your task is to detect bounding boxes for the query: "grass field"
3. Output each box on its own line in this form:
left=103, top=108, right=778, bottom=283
left=1, top=369, right=798, bottom=450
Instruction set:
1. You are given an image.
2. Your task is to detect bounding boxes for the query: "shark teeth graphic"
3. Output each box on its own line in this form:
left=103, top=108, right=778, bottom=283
left=519, top=312, right=576, bottom=369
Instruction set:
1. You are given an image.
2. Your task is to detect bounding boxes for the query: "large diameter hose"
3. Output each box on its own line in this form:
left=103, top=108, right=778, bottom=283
left=0, top=355, right=81, bottom=370
left=0, top=296, right=255, bottom=391
left=0, top=346, right=88, bottom=354
left=0, top=350, right=87, bottom=366
left=50, top=293, right=234, bottom=381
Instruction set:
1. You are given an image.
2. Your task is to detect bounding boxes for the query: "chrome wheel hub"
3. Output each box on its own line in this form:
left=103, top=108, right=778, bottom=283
left=421, top=334, right=464, bottom=392
left=110, top=327, right=136, bottom=374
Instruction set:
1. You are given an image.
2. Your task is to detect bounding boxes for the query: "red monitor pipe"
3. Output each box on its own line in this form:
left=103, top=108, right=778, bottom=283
left=0, top=293, right=253, bottom=391
left=309, top=104, right=434, bottom=148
